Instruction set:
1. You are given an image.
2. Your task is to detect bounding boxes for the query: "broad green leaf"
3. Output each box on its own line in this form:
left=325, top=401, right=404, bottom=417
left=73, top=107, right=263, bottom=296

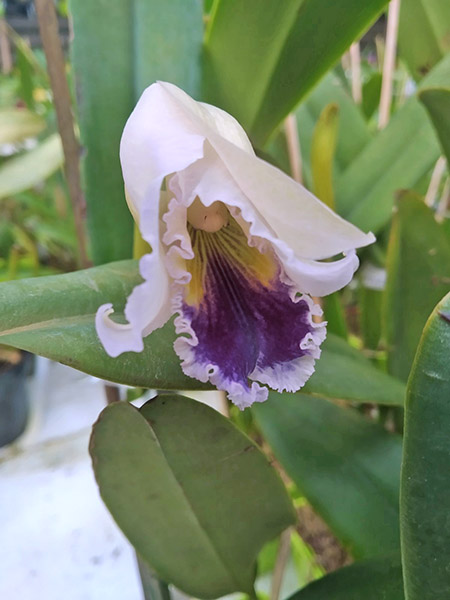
left=288, top=557, right=404, bottom=599
left=305, top=334, right=405, bottom=406
left=0, top=257, right=405, bottom=402
left=0, top=260, right=206, bottom=390
left=419, top=88, right=450, bottom=163
left=401, top=292, right=450, bottom=599
left=398, top=0, right=450, bottom=81
left=0, top=109, right=45, bottom=144
left=384, top=193, right=450, bottom=381
left=335, top=98, right=440, bottom=233
left=70, top=0, right=202, bottom=264
left=203, top=0, right=388, bottom=146
left=70, top=0, right=134, bottom=264
left=253, top=394, right=402, bottom=558
left=133, top=0, right=202, bottom=98
left=90, top=396, right=295, bottom=598
left=0, top=134, right=63, bottom=200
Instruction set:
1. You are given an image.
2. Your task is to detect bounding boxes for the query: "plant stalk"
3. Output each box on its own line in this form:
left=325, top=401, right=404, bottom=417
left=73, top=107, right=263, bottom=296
left=378, top=0, right=401, bottom=129
left=35, top=0, right=89, bottom=268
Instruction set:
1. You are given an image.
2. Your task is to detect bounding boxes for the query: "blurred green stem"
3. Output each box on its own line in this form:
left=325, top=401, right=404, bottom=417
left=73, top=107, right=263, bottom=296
left=136, top=556, right=171, bottom=600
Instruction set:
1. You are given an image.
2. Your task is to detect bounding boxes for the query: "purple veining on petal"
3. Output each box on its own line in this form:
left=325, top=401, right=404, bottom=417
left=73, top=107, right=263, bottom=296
left=175, top=221, right=322, bottom=404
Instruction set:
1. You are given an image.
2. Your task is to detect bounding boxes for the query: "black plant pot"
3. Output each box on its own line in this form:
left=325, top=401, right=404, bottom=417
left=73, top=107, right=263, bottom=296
left=0, top=352, right=34, bottom=447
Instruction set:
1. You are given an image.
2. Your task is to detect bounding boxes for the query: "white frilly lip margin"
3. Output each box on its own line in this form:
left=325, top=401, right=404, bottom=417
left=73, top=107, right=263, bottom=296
left=95, top=81, right=375, bottom=400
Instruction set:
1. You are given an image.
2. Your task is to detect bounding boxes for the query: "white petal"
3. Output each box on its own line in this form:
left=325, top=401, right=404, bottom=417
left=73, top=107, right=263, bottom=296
left=279, top=250, right=360, bottom=297
left=167, top=146, right=361, bottom=295
left=120, top=82, right=253, bottom=218
left=204, top=136, right=375, bottom=260
left=157, top=82, right=375, bottom=260
left=95, top=304, right=144, bottom=357
left=120, top=86, right=204, bottom=217
left=95, top=250, right=172, bottom=357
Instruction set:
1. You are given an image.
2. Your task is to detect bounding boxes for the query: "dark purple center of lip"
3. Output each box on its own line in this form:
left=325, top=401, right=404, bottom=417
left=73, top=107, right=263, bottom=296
left=180, top=221, right=315, bottom=391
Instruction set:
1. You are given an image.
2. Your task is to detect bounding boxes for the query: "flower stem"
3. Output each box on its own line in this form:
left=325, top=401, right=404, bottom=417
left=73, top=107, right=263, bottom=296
left=136, top=555, right=171, bottom=600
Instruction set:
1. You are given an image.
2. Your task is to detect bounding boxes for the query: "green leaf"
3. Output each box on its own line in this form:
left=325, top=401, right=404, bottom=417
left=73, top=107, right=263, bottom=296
left=401, top=292, right=450, bottom=599
left=335, top=98, right=441, bottom=233
left=253, top=393, right=402, bottom=558
left=0, top=257, right=405, bottom=401
left=384, top=192, right=450, bottom=381
left=298, top=72, right=372, bottom=177
left=305, top=334, right=405, bottom=406
left=133, top=0, right=203, bottom=98
left=288, top=557, right=404, bottom=599
left=0, top=134, right=63, bottom=200
left=419, top=88, right=450, bottom=163
left=417, top=53, right=450, bottom=162
left=362, top=72, right=383, bottom=120
left=398, top=0, right=450, bottom=81
left=70, top=0, right=134, bottom=263
left=70, top=0, right=202, bottom=264
left=203, top=0, right=388, bottom=146
left=0, top=109, right=45, bottom=144
left=310, top=103, right=339, bottom=210
left=0, top=260, right=207, bottom=390
left=90, top=395, right=296, bottom=598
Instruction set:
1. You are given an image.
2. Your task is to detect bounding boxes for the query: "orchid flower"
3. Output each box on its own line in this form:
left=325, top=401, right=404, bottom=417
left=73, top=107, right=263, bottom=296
left=95, top=82, right=375, bottom=409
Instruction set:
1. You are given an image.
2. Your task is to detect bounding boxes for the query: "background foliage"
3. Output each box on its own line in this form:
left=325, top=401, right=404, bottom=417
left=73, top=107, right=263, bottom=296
left=0, top=0, right=449, bottom=598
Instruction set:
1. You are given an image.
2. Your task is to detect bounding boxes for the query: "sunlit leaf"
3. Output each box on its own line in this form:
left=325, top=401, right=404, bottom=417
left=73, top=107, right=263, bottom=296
left=0, top=109, right=45, bottom=145
left=0, top=134, right=63, bottom=200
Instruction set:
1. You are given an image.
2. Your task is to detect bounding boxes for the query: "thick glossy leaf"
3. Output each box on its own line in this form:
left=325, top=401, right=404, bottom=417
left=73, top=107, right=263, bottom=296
left=401, top=293, right=450, bottom=599
left=70, top=0, right=202, bottom=264
left=305, top=334, right=405, bottom=405
left=71, top=0, right=134, bottom=264
left=398, top=0, right=450, bottom=81
left=289, top=557, right=404, bottom=599
left=0, top=260, right=207, bottom=390
left=0, top=134, right=63, bottom=200
left=253, top=394, right=402, bottom=559
left=335, top=98, right=440, bottom=233
left=0, top=109, right=45, bottom=144
left=133, top=0, right=202, bottom=98
left=90, top=395, right=296, bottom=598
left=203, top=0, right=388, bottom=146
left=419, top=88, right=450, bottom=163
left=384, top=193, right=450, bottom=381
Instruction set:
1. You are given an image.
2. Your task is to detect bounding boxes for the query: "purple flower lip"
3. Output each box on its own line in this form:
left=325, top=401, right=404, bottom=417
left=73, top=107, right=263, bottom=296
left=173, top=216, right=326, bottom=409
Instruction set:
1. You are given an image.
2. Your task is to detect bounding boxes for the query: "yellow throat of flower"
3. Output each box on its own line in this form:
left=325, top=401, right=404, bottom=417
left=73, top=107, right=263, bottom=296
left=184, top=207, right=278, bottom=307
